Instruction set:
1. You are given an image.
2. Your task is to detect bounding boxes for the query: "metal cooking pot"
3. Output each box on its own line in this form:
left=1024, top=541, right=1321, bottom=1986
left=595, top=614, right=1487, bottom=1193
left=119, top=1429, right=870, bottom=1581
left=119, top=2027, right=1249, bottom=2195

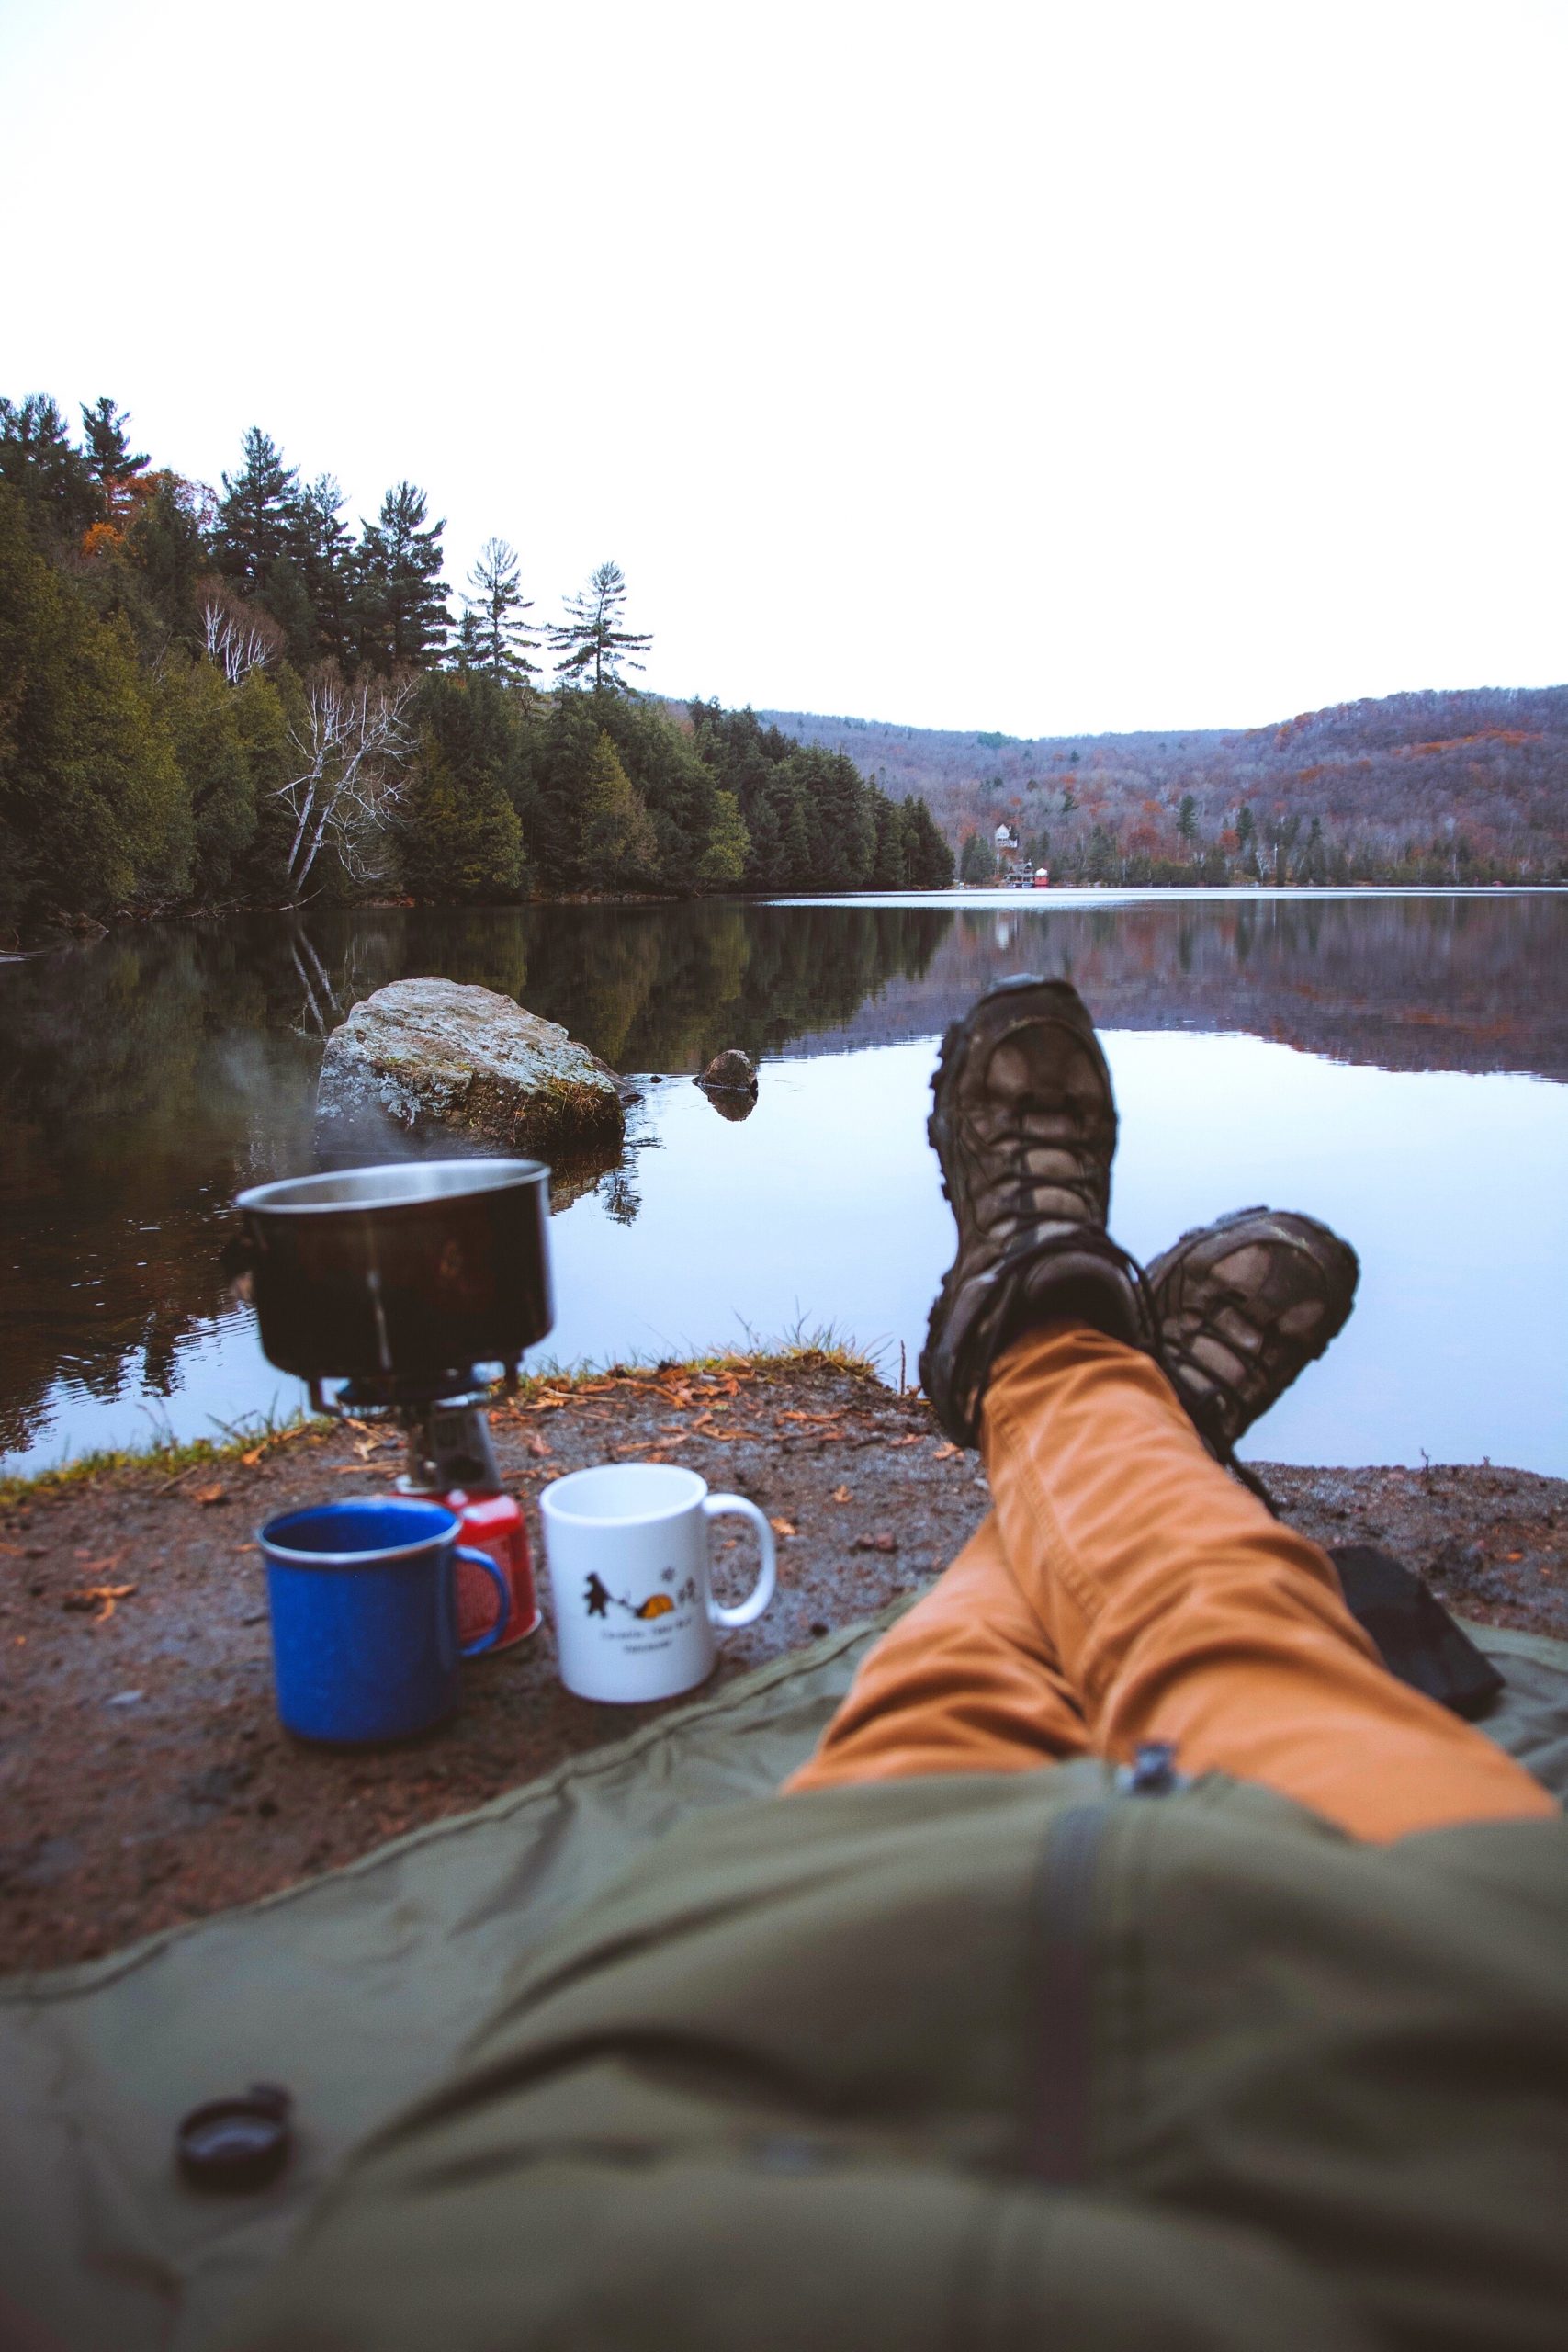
left=229, top=1160, right=553, bottom=1397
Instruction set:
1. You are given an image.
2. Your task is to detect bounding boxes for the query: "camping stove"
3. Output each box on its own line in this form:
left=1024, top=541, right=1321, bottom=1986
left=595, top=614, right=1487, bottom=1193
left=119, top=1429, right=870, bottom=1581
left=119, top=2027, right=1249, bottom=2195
left=228, top=1159, right=555, bottom=1653
left=335, top=1380, right=538, bottom=1651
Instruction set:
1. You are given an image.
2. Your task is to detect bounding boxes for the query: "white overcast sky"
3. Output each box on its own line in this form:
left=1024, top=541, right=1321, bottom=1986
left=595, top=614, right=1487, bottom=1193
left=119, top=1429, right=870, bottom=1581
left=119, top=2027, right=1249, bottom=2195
left=3, top=0, right=1564, bottom=735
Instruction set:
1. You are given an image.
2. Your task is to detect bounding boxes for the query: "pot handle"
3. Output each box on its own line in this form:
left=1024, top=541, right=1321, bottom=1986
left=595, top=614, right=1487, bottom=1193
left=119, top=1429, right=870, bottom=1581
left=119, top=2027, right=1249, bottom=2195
left=455, top=1547, right=511, bottom=1657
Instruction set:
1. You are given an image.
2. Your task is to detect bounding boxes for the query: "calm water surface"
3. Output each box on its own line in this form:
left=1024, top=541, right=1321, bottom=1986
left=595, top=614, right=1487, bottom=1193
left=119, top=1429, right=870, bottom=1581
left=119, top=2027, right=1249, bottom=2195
left=3, top=890, right=1565, bottom=1476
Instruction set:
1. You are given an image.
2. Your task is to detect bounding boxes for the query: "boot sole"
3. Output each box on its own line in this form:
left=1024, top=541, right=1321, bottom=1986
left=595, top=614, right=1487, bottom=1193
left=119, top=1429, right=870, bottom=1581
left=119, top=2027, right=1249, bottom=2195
left=920, top=978, right=1117, bottom=1423
left=1147, top=1204, right=1359, bottom=1442
left=926, top=976, right=1113, bottom=1207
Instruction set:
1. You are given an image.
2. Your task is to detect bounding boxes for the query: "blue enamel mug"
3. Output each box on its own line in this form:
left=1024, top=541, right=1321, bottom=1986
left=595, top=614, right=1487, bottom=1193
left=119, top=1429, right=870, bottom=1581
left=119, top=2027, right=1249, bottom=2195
left=259, top=1498, right=510, bottom=1744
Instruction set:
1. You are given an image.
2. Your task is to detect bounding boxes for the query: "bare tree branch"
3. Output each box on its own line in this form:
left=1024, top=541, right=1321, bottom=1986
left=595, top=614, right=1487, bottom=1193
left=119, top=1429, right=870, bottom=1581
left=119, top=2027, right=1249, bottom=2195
left=270, top=673, right=417, bottom=899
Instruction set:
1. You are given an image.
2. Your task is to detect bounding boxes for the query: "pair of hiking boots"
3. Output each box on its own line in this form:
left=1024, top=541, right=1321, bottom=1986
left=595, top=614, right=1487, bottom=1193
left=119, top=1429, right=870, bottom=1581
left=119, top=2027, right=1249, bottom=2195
left=919, top=977, right=1359, bottom=1473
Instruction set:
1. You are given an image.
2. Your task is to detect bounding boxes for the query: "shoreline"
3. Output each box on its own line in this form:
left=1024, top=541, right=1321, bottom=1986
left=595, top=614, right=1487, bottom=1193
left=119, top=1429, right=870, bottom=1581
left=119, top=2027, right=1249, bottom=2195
left=6, top=877, right=1565, bottom=957
left=3, top=1352, right=1564, bottom=1974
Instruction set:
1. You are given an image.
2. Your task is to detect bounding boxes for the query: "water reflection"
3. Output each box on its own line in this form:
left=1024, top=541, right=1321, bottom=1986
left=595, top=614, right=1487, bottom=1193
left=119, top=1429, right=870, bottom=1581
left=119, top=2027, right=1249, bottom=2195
left=1, top=892, right=1563, bottom=1470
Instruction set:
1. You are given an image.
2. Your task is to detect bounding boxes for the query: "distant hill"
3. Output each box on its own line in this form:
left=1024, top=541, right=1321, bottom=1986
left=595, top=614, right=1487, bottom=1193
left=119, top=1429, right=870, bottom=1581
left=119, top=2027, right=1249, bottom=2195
left=743, top=685, right=1568, bottom=884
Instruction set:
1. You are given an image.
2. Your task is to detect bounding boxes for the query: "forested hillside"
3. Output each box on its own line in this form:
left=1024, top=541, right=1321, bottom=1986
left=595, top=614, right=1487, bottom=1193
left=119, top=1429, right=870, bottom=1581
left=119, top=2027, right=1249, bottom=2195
left=759, top=691, right=1568, bottom=887
left=0, top=395, right=951, bottom=939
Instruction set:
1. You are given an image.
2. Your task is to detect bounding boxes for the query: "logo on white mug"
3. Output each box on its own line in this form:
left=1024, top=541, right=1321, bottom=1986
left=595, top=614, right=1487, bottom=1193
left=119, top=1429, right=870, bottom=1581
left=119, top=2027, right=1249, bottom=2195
left=582, top=1568, right=699, bottom=1621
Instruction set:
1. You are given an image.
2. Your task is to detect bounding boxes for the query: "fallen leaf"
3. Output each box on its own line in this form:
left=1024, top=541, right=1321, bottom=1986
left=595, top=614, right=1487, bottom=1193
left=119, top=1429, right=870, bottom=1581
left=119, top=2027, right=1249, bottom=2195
left=852, top=1532, right=898, bottom=1554
left=829, top=1485, right=852, bottom=1504
left=526, top=1432, right=554, bottom=1458
left=62, top=1582, right=137, bottom=1623
left=769, top=1517, right=797, bottom=1537
left=886, top=1434, right=922, bottom=1449
left=933, top=1442, right=960, bottom=1461
left=1506, top=1551, right=1523, bottom=1562
left=240, top=1447, right=264, bottom=1468
left=192, top=1482, right=228, bottom=1507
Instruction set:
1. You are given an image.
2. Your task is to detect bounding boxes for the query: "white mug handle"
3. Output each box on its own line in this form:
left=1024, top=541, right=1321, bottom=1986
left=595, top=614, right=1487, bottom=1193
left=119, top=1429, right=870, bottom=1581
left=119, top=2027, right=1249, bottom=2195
left=702, top=1494, right=777, bottom=1629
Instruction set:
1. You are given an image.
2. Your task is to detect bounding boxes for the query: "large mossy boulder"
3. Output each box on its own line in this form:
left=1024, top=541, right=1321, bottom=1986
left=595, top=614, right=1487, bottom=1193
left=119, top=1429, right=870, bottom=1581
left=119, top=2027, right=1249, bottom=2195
left=315, top=978, right=632, bottom=1159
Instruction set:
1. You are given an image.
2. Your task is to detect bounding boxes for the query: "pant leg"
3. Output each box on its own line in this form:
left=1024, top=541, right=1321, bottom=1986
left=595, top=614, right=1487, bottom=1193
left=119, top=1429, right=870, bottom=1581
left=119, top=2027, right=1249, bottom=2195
left=784, top=1512, right=1089, bottom=1793
left=982, top=1322, right=1558, bottom=1842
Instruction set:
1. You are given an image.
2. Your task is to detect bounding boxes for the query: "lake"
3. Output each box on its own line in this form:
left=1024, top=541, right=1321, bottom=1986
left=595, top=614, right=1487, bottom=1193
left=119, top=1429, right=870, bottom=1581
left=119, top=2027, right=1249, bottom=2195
left=3, top=889, right=1565, bottom=1478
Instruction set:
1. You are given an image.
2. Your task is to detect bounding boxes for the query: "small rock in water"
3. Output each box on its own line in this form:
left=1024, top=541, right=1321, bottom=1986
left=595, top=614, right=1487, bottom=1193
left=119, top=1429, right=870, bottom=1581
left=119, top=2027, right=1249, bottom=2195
left=696, top=1048, right=758, bottom=1094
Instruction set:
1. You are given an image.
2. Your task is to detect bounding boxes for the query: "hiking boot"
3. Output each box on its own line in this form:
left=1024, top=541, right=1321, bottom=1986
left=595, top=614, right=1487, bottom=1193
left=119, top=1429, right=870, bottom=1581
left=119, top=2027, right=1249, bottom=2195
left=919, top=976, right=1154, bottom=1446
left=1147, top=1205, right=1359, bottom=1458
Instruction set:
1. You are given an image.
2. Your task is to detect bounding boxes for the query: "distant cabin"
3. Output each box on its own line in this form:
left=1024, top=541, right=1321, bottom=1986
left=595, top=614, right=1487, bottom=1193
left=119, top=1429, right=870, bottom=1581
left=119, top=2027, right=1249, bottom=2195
left=993, top=821, right=1031, bottom=882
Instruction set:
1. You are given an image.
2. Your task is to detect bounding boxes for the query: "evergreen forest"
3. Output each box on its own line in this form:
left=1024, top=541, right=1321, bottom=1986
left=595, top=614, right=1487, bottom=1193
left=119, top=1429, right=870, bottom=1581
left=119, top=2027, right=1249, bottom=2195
left=0, top=397, right=953, bottom=939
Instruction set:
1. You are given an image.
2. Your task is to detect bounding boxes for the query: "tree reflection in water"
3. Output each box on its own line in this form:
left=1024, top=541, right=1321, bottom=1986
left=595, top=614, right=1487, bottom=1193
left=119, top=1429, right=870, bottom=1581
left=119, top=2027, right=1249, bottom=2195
left=1, top=891, right=1563, bottom=1463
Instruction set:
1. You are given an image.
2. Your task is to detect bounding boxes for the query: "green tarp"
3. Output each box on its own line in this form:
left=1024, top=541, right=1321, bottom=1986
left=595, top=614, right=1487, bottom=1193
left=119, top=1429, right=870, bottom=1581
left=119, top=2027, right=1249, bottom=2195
left=3, top=1613, right=1566, bottom=2352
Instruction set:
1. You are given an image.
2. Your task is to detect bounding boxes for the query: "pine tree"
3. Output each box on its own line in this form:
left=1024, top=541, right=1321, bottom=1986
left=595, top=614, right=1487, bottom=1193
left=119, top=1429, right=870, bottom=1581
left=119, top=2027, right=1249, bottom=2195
left=126, top=474, right=209, bottom=645
left=215, top=427, right=299, bottom=592
left=579, top=729, right=660, bottom=888
left=869, top=786, right=908, bottom=888
left=959, top=829, right=991, bottom=884
left=79, top=398, right=148, bottom=491
left=1299, top=814, right=1327, bottom=885
left=0, top=484, right=190, bottom=923
left=463, top=537, right=538, bottom=684
left=1086, top=823, right=1120, bottom=883
left=1178, top=792, right=1199, bottom=852
left=695, top=789, right=749, bottom=886
left=156, top=655, right=256, bottom=897
left=355, top=482, right=449, bottom=671
left=400, top=743, right=525, bottom=900
left=448, top=609, right=485, bottom=673
left=549, top=560, right=651, bottom=691
left=904, top=797, right=954, bottom=887
left=0, top=394, right=99, bottom=541
left=296, top=475, right=355, bottom=667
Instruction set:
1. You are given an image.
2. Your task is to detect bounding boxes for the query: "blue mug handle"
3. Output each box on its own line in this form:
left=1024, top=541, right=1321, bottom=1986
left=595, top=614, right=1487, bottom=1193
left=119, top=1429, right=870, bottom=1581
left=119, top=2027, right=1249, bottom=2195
left=455, top=1545, right=511, bottom=1658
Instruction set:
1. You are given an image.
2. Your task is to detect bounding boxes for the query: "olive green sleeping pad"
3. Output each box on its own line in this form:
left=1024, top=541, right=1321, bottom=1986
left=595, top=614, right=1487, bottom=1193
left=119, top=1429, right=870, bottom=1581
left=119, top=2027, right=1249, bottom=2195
left=4, top=1615, right=1567, bottom=2352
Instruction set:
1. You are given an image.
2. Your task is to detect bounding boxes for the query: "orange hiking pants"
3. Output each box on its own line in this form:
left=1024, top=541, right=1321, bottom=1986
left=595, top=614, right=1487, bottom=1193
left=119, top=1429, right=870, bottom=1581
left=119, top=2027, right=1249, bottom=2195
left=787, top=1325, right=1556, bottom=1841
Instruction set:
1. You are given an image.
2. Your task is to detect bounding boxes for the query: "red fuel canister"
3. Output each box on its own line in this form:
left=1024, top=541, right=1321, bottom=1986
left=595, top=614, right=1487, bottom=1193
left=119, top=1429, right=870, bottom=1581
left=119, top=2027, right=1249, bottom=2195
left=416, top=1486, right=540, bottom=1652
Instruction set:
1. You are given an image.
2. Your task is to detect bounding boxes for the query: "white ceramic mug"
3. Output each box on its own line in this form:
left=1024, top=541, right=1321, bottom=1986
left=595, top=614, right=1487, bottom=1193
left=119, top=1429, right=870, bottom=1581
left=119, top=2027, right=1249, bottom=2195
left=539, top=1463, right=777, bottom=1703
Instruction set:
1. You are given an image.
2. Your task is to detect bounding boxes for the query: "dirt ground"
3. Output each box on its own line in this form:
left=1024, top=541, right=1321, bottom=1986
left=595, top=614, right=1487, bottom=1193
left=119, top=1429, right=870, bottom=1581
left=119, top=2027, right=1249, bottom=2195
left=2, top=1355, right=1564, bottom=1974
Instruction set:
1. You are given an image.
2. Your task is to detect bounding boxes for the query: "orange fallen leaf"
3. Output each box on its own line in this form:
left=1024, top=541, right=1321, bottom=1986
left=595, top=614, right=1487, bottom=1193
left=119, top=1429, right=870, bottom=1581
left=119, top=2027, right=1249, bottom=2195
left=192, top=1482, right=228, bottom=1507
left=933, top=1442, right=959, bottom=1461
left=829, top=1485, right=852, bottom=1504
left=770, top=1517, right=797, bottom=1537
left=526, top=1433, right=554, bottom=1458
left=886, top=1434, right=922, bottom=1449
left=1506, top=1551, right=1523, bottom=1562
left=240, top=1446, right=264, bottom=1468
left=63, top=1582, right=137, bottom=1623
